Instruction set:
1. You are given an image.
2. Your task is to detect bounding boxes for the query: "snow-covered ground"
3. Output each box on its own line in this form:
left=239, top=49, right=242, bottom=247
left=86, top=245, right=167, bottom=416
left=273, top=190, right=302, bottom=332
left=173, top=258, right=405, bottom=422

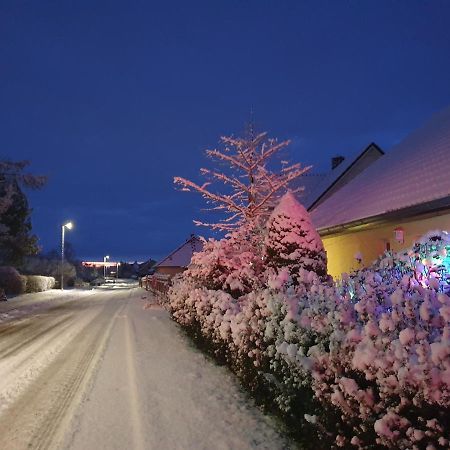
left=0, top=287, right=290, bottom=449
left=0, top=288, right=95, bottom=323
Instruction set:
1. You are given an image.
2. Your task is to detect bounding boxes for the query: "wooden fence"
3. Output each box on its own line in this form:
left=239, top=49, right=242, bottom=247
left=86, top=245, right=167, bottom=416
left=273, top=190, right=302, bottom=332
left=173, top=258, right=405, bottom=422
left=141, top=274, right=171, bottom=298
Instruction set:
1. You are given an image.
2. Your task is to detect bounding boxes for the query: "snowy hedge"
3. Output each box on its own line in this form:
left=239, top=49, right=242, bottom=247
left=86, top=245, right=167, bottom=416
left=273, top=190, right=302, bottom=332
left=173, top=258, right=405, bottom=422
left=0, top=269, right=56, bottom=295
left=25, top=275, right=56, bottom=293
left=168, top=193, right=450, bottom=449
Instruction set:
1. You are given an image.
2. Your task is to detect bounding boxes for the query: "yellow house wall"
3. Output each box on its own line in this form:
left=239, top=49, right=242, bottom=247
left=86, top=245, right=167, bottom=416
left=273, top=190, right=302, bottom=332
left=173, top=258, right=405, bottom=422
left=322, top=211, right=450, bottom=278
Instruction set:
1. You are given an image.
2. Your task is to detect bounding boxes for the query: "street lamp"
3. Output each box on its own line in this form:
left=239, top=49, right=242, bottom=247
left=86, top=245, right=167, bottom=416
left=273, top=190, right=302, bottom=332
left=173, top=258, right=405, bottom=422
left=103, top=255, right=110, bottom=279
left=61, top=221, right=73, bottom=290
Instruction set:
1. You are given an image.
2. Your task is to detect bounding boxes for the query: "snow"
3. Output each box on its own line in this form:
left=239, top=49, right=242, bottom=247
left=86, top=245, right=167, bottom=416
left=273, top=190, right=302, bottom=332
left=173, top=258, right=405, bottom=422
left=399, top=328, right=415, bottom=345
left=0, top=289, right=94, bottom=324
left=0, top=290, right=97, bottom=415
left=311, top=105, right=450, bottom=230
left=65, top=289, right=288, bottom=449
left=269, top=192, right=322, bottom=245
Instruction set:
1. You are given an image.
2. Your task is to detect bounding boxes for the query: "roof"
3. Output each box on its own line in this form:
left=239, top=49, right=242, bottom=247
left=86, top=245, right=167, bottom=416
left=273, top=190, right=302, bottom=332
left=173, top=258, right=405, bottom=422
left=155, top=235, right=204, bottom=268
left=306, top=143, right=384, bottom=210
left=311, top=105, right=450, bottom=231
left=293, top=143, right=383, bottom=210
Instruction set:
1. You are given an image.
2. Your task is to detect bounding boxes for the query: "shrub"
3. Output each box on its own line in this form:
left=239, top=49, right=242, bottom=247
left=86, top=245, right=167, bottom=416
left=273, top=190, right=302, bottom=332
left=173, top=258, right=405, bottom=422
left=186, top=222, right=266, bottom=298
left=25, top=275, right=56, bottom=293
left=265, top=192, right=327, bottom=281
left=0, top=266, right=26, bottom=295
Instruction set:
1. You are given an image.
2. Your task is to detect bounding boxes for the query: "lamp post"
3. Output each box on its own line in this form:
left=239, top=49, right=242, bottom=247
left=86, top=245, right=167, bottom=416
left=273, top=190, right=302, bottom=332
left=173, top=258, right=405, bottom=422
left=61, top=221, right=73, bottom=290
left=103, top=255, right=110, bottom=279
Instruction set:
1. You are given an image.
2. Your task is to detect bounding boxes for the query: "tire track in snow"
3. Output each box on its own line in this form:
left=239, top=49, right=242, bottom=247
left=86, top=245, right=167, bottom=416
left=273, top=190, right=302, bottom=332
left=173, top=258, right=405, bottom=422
left=0, top=314, right=79, bottom=414
left=0, top=292, right=126, bottom=450
left=123, top=300, right=146, bottom=450
left=0, top=315, right=73, bottom=359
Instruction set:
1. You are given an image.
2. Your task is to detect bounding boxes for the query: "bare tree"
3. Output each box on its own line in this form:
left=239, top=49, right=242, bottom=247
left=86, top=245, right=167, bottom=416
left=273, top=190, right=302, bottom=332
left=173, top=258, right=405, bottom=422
left=174, top=132, right=310, bottom=230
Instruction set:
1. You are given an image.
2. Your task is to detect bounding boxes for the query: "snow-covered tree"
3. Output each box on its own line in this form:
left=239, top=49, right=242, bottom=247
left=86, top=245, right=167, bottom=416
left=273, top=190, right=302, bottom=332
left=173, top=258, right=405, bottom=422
left=174, top=132, right=310, bottom=230
left=265, top=191, right=327, bottom=280
left=0, top=160, right=46, bottom=266
left=185, top=221, right=266, bottom=297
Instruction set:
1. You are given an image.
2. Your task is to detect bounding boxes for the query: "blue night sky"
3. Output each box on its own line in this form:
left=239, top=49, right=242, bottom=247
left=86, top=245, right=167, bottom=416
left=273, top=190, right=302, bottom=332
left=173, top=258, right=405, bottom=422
left=1, top=1, right=450, bottom=262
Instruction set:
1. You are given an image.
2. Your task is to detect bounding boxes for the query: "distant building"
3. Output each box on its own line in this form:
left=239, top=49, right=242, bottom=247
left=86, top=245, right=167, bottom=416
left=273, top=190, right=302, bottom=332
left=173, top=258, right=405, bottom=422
left=310, top=105, right=450, bottom=277
left=153, top=235, right=204, bottom=277
left=138, top=259, right=156, bottom=276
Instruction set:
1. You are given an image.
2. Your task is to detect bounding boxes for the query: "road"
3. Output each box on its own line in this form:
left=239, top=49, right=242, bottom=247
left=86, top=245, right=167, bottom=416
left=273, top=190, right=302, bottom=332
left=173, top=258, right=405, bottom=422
left=0, top=286, right=289, bottom=450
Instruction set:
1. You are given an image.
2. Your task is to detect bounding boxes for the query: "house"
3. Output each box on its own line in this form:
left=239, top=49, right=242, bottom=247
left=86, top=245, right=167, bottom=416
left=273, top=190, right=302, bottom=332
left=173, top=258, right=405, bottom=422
left=153, top=235, right=204, bottom=277
left=310, top=105, right=450, bottom=277
left=138, top=258, right=157, bottom=277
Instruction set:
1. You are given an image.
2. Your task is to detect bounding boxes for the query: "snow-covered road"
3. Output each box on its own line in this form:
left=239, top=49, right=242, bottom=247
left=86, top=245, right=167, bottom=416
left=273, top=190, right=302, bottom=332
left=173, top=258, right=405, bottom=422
left=0, top=288, right=290, bottom=450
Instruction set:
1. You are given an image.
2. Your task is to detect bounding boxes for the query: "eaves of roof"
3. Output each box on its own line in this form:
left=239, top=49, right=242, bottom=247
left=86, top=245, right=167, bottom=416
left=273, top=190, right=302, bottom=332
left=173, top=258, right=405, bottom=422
left=318, top=195, right=450, bottom=237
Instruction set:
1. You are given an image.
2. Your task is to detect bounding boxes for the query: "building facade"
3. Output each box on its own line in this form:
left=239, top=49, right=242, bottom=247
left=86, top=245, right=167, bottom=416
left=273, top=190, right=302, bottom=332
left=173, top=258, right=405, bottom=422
left=309, top=106, right=450, bottom=278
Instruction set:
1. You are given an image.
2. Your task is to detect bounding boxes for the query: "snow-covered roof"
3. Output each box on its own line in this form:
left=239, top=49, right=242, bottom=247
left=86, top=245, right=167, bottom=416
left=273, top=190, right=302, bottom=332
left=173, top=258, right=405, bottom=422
left=306, top=143, right=383, bottom=210
left=311, top=105, right=450, bottom=230
left=292, top=143, right=383, bottom=210
left=155, top=235, right=204, bottom=268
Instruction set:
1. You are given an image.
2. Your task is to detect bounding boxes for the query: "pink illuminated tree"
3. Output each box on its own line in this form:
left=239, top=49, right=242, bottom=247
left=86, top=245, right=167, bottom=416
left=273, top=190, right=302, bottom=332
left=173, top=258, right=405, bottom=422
left=174, top=132, right=310, bottom=230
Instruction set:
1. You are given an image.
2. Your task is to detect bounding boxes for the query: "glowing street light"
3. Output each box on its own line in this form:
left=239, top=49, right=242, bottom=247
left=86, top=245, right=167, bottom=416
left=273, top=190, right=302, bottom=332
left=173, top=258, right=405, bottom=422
left=103, top=255, right=110, bottom=278
left=61, top=221, right=73, bottom=290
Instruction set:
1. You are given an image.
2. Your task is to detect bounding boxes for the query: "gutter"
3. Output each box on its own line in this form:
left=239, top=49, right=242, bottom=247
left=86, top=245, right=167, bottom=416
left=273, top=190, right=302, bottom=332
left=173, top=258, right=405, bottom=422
left=317, top=195, right=450, bottom=237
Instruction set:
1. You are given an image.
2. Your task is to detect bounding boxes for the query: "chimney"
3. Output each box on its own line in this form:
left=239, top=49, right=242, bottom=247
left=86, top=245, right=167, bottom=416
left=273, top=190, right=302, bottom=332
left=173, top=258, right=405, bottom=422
left=331, top=155, right=345, bottom=170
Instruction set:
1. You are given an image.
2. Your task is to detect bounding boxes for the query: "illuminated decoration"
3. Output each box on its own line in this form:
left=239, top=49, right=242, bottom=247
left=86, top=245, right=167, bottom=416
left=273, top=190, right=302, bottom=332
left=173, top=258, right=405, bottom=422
left=406, top=230, right=450, bottom=292
left=82, top=260, right=121, bottom=279
left=344, top=230, right=450, bottom=296
left=82, top=261, right=119, bottom=268
left=394, top=227, right=404, bottom=243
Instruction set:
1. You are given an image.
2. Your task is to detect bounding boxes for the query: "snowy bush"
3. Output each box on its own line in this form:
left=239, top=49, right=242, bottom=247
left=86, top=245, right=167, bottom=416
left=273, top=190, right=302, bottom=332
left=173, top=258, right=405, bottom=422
left=186, top=223, right=266, bottom=298
left=0, top=266, right=26, bottom=295
left=265, top=192, right=327, bottom=281
left=25, top=275, right=56, bottom=293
